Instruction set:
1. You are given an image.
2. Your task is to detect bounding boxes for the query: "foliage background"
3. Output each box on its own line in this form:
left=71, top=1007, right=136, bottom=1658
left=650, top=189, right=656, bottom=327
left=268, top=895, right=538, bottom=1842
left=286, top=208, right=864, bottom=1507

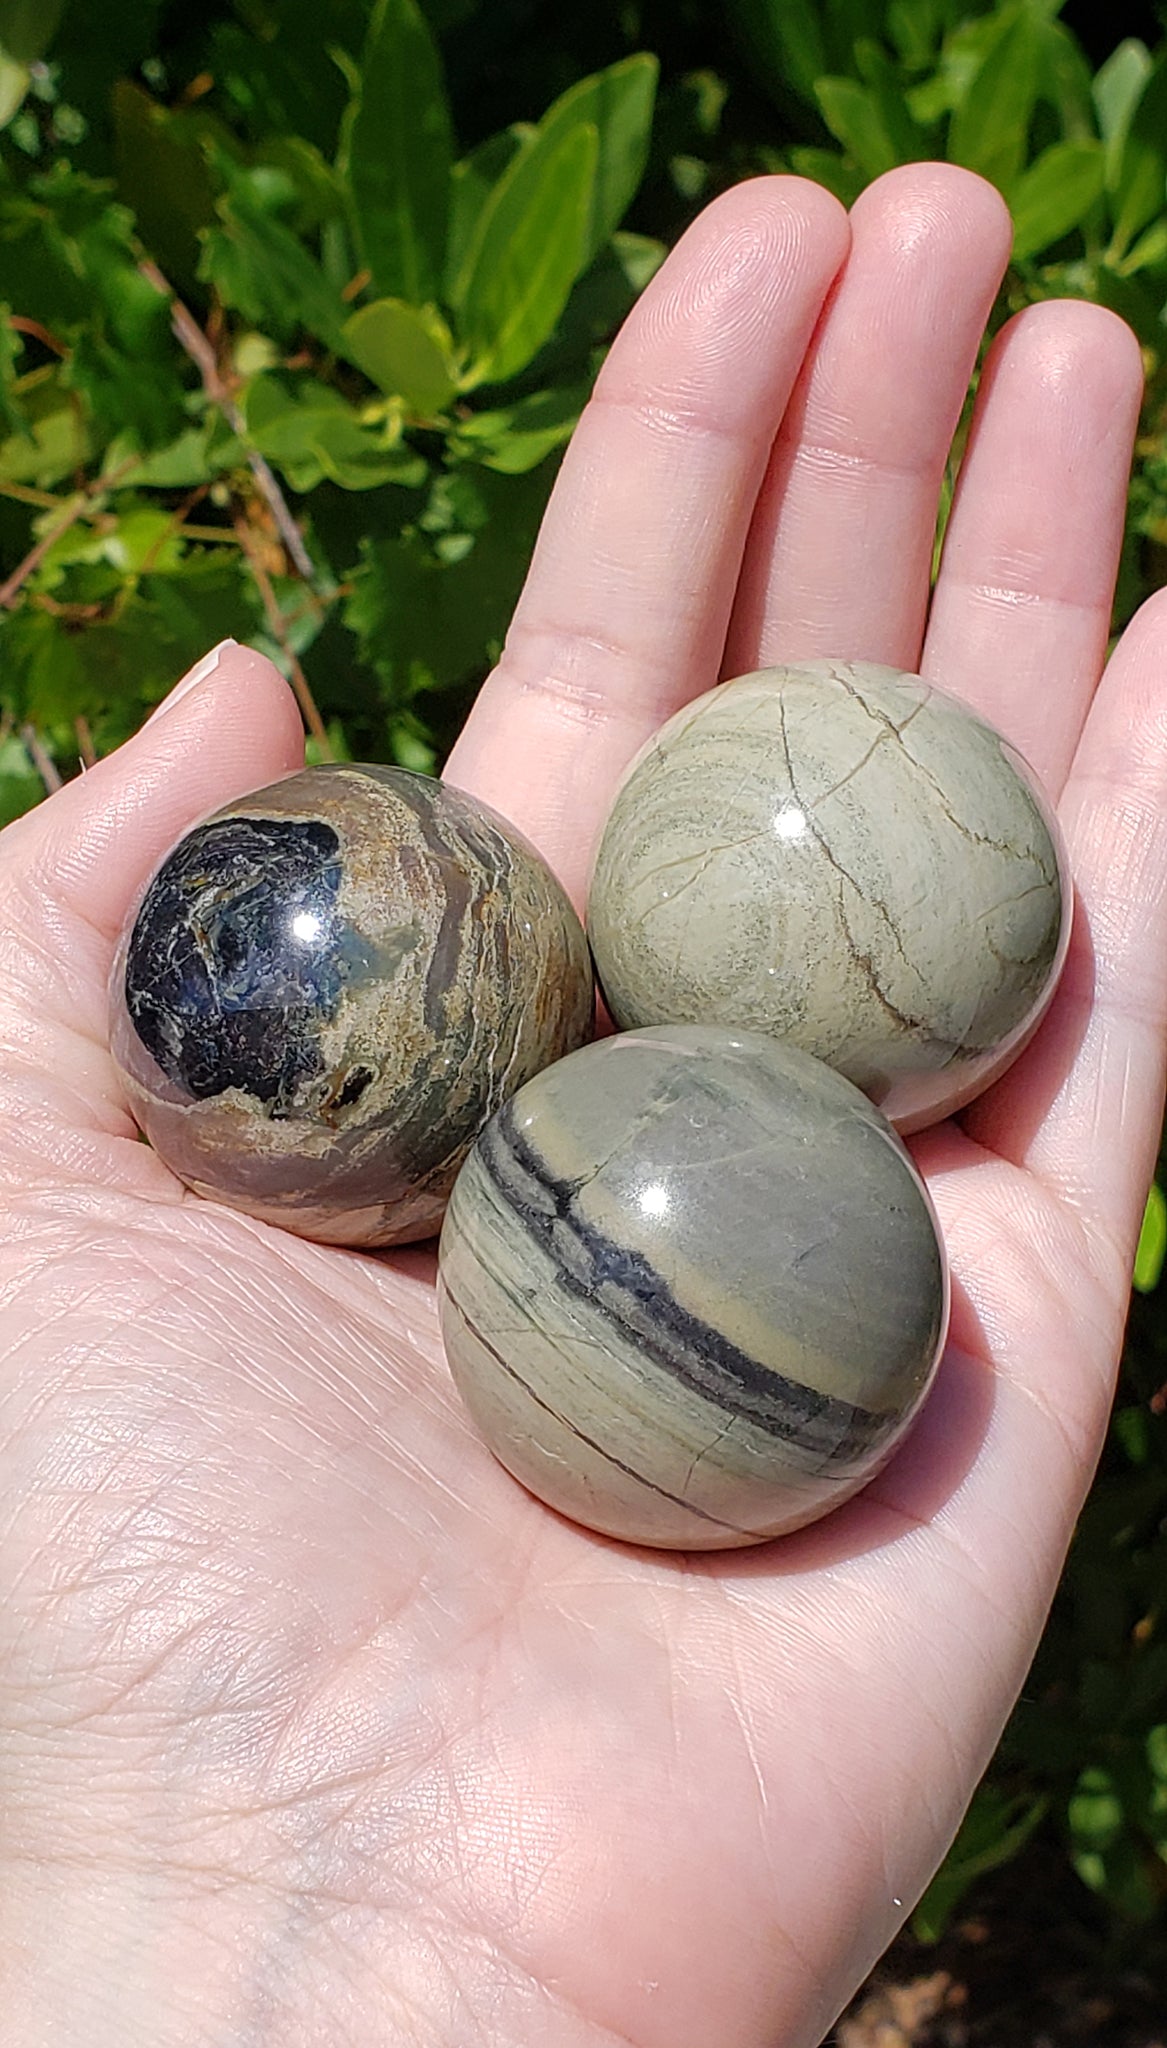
left=2, top=0, right=1167, bottom=1962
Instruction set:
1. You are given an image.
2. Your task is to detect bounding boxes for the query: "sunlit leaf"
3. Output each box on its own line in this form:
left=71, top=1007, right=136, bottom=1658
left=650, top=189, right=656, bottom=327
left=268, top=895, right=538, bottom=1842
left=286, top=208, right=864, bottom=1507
left=202, top=160, right=348, bottom=351
left=243, top=373, right=427, bottom=492
left=815, top=77, right=900, bottom=180
left=343, top=0, right=452, bottom=304
left=1133, top=1181, right=1167, bottom=1293
left=536, top=54, right=658, bottom=268
left=453, top=382, right=588, bottom=473
left=1108, top=47, right=1167, bottom=264
left=912, top=1786, right=1048, bottom=1944
left=446, top=128, right=527, bottom=303
left=948, top=5, right=1041, bottom=189
left=0, top=0, right=69, bottom=63
left=454, top=121, right=598, bottom=387
left=1010, top=140, right=1105, bottom=260
left=340, top=297, right=457, bottom=414
left=1094, top=38, right=1152, bottom=172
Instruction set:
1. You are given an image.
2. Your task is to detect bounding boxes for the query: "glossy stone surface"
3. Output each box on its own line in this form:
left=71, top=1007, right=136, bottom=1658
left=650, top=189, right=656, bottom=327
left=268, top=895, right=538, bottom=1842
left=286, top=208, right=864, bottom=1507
left=588, top=660, right=1070, bottom=1132
left=438, top=1024, right=948, bottom=1550
left=111, top=764, right=594, bottom=1245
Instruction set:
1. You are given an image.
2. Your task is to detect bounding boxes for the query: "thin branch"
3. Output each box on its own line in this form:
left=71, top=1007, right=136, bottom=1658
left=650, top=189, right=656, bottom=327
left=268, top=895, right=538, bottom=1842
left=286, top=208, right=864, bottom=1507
left=8, top=315, right=68, bottom=357
left=136, top=482, right=210, bottom=579
left=74, top=714, right=97, bottom=769
left=233, top=510, right=332, bottom=756
left=0, top=480, right=65, bottom=511
left=20, top=724, right=62, bottom=794
left=0, top=456, right=139, bottom=610
left=140, top=259, right=317, bottom=584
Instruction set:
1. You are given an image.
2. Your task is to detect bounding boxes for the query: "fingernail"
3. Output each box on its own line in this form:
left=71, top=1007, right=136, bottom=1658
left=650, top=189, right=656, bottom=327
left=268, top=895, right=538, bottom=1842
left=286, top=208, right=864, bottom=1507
left=143, top=639, right=238, bottom=727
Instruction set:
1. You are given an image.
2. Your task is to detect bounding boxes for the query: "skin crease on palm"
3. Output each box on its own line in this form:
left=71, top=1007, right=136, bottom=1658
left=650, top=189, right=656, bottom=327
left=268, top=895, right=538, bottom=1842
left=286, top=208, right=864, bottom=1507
left=3, top=156, right=1167, bottom=2048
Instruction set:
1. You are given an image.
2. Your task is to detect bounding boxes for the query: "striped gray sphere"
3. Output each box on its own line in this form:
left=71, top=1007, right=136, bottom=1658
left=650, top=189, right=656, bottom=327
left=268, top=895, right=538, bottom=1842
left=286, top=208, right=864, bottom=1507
left=587, top=661, right=1069, bottom=1133
left=111, top=764, right=594, bottom=1246
left=438, top=1025, right=948, bottom=1550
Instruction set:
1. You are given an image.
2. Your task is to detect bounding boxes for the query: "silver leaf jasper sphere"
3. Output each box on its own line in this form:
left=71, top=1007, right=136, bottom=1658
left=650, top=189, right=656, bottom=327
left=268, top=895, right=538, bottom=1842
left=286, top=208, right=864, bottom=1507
left=438, top=1025, right=949, bottom=1551
left=587, top=660, right=1071, bottom=1131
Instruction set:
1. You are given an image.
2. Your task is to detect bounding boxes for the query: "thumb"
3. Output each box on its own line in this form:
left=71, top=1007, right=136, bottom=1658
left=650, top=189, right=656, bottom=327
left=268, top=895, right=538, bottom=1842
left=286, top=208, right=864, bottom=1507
left=0, top=640, right=303, bottom=1143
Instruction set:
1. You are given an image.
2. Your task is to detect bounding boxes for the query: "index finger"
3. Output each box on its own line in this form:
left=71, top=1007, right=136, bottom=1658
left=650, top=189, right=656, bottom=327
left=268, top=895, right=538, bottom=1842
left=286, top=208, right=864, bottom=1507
left=443, top=177, right=849, bottom=906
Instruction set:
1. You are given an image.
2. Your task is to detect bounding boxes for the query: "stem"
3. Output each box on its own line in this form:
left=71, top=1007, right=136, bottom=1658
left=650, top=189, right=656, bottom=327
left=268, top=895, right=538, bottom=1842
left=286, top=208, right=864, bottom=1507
left=20, top=724, right=62, bottom=794
left=0, top=457, right=140, bottom=611
left=140, top=260, right=317, bottom=584
left=233, top=510, right=332, bottom=755
left=74, top=715, right=97, bottom=769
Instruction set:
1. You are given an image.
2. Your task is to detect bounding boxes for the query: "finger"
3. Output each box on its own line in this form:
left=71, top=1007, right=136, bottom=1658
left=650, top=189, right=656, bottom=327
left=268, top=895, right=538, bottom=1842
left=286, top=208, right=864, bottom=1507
left=724, top=163, right=1012, bottom=678
left=957, top=589, right=1167, bottom=1276
left=445, top=176, right=850, bottom=905
left=0, top=641, right=303, bottom=1138
left=923, top=299, right=1143, bottom=792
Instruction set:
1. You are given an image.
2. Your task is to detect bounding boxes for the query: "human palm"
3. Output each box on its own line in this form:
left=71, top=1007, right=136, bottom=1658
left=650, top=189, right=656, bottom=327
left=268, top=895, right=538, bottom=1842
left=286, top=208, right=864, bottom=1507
left=4, top=164, right=1167, bottom=2047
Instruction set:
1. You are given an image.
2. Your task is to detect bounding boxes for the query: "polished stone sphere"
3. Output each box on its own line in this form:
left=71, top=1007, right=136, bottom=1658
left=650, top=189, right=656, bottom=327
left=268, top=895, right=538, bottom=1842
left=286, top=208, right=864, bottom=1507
left=438, top=1024, right=948, bottom=1550
left=110, top=764, right=594, bottom=1245
left=587, top=660, right=1070, bottom=1132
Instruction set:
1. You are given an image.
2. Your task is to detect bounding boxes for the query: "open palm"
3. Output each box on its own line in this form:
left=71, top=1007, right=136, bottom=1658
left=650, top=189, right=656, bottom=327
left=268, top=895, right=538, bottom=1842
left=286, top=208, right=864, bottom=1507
left=5, top=165, right=1167, bottom=2048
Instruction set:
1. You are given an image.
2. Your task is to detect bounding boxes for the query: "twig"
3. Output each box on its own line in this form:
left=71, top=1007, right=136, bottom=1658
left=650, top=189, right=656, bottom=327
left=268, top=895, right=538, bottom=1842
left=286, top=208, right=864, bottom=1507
left=0, top=456, right=139, bottom=610
left=233, top=510, right=332, bottom=755
left=140, top=259, right=317, bottom=584
left=136, top=483, right=211, bottom=579
left=74, top=714, right=97, bottom=769
left=8, top=315, right=68, bottom=357
left=0, top=481, right=64, bottom=511
left=0, top=502, right=89, bottom=609
left=20, top=723, right=62, bottom=794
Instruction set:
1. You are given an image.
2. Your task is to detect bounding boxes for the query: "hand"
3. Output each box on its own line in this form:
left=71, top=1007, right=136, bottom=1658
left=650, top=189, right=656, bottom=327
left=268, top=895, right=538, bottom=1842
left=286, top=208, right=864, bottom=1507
left=3, top=163, right=1164, bottom=2048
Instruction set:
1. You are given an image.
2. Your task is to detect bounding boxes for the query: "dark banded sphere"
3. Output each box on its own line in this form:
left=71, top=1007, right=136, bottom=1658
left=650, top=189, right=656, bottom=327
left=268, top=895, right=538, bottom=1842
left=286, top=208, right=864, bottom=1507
left=110, top=765, right=594, bottom=1246
left=438, top=1025, right=949, bottom=1550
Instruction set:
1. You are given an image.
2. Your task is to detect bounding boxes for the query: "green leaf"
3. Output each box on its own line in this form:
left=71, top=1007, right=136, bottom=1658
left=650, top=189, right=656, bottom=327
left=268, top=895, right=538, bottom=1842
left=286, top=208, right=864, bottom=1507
left=112, top=82, right=220, bottom=293
left=510, top=229, right=665, bottom=392
left=1107, top=48, right=1167, bottom=266
left=344, top=461, right=554, bottom=717
left=454, top=121, right=599, bottom=388
left=815, top=77, right=901, bottom=181
left=786, top=146, right=866, bottom=207
left=343, top=0, right=452, bottom=305
left=912, top=1786, right=1048, bottom=1944
left=1133, top=1182, right=1167, bottom=1293
left=887, top=0, right=952, bottom=71
left=101, top=419, right=243, bottom=490
left=0, top=51, right=28, bottom=128
left=536, top=54, right=658, bottom=269
left=0, top=0, right=69, bottom=64
left=244, top=374, right=427, bottom=493
left=0, top=379, right=90, bottom=488
left=202, top=161, right=348, bottom=353
left=0, top=730, right=46, bottom=826
left=948, top=5, right=1042, bottom=190
left=722, top=0, right=826, bottom=108
left=855, top=36, right=934, bottom=157
left=0, top=304, right=25, bottom=438
left=452, top=382, right=588, bottom=474
left=1010, top=140, right=1105, bottom=261
left=340, top=297, right=457, bottom=414
left=1094, top=39, right=1152, bottom=170
left=1114, top=216, right=1167, bottom=277
left=446, top=129, right=527, bottom=303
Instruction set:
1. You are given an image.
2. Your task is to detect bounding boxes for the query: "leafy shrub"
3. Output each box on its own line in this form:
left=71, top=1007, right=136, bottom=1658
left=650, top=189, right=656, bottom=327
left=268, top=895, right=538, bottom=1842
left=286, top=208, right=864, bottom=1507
left=0, top=0, right=662, bottom=784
